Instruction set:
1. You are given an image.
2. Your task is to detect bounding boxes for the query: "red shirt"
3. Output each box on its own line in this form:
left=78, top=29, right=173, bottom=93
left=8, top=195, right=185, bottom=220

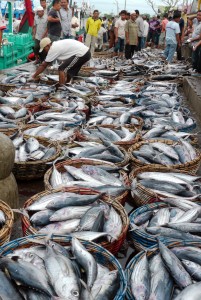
left=161, top=18, right=168, bottom=32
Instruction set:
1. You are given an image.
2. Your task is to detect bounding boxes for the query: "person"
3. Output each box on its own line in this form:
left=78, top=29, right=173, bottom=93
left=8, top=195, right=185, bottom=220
left=154, top=15, right=161, bottom=48
left=85, top=10, right=101, bottom=55
left=184, top=18, right=193, bottom=37
left=32, top=37, right=91, bottom=84
left=0, top=13, right=6, bottom=46
left=160, top=13, right=168, bottom=46
left=177, top=14, right=185, bottom=60
left=125, top=11, right=138, bottom=59
left=47, top=0, right=62, bottom=42
left=147, top=16, right=160, bottom=47
left=163, top=11, right=181, bottom=63
left=182, top=8, right=188, bottom=27
left=141, top=15, right=149, bottom=49
left=40, top=0, right=48, bottom=16
left=114, top=10, right=127, bottom=57
left=135, top=9, right=144, bottom=51
left=71, top=13, right=79, bottom=39
left=188, top=11, right=201, bottom=71
left=60, top=0, right=73, bottom=39
left=97, top=24, right=107, bottom=50
left=33, top=6, right=48, bottom=63
left=109, top=17, right=116, bottom=48
left=126, top=12, right=130, bottom=20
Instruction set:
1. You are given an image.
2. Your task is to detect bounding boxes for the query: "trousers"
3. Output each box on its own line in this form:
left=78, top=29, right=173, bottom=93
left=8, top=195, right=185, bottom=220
left=164, top=43, right=177, bottom=63
left=85, top=34, right=97, bottom=56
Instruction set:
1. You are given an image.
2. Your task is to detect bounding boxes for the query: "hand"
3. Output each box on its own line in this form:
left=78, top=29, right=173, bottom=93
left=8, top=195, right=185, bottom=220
left=187, top=38, right=192, bottom=43
left=193, top=45, right=197, bottom=51
left=115, top=37, right=118, bottom=43
left=126, top=39, right=129, bottom=45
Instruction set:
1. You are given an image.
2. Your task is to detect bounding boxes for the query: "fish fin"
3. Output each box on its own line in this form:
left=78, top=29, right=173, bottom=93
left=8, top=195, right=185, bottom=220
left=122, top=164, right=130, bottom=172
left=129, top=224, right=140, bottom=231
left=12, top=208, right=29, bottom=219
left=79, top=279, right=94, bottom=300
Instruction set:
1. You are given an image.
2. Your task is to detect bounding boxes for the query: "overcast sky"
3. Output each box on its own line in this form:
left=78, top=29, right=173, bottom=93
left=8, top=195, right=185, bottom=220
left=78, top=0, right=164, bottom=15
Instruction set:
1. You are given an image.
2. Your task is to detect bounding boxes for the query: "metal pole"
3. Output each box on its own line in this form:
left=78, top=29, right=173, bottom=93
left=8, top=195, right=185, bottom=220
left=124, top=0, right=126, bottom=10
left=8, top=2, right=13, bottom=33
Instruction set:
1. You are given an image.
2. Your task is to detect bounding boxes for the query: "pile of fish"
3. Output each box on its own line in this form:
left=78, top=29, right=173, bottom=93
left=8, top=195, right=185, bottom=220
left=8, top=84, right=55, bottom=98
left=130, top=197, right=201, bottom=243
left=0, top=72, right=31, bottom=84
left=0, top=237, right=120, bottom=299
left=26, top=191, right=123, bottom=241
left=129, top=241, right=201, bottom=300
left=0, top=210, right=5, bottom=228
left=87, top=113, right=140, bottom=126
left=23, top=125, right=76, bottom=142
left=65, top=139, right=126, bottom=165
left=131, top=140, right=198, bottom=165
left=31, top=109, right=85, bottom=126
left=133, top=171, right=201, bottom=199
left=13, top=136, right=56, bottom=162
left=0, top=94, right=35, bottom=106
left=0, top=106, right=28, bottom=121
left=142, top=128, right=196, bottom=143
left=79, top=126, right=138, bottom=143
left=43, top=95, right=86, bottom=111
left=50, top=163, right=128, bottom=196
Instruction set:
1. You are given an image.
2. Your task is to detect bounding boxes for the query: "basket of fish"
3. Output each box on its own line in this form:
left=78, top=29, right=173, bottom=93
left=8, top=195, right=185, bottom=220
left=7, top=84, right=55, bottom=100
left=87, top=113, right=143, bottom=130
left=129, top=200, right=201, bottom=251
left=44, top=159, right=130, bottom=205
left=32, top=108, right=86, bottom=127
left=0, top=200, right=14, bottom=246
left=61, top=140, right=130, bottom=167
left=129, top=166, right=201, bottom=206
left=76, top=126, right=141, bottom=151
left=141, top=128, right=198, bottom=145
left=0, top=234, right=127, bottom=300
left=12, top=136, right=61, bottom=180
left=129, top=139, right=201, bottom=174
left=21, top=188, right=129, bottom=254
left=0, top=106, right=31, bottom=124
left=125, top=239, right=201, bottom=300
left=23, top=124, right=77, bottom=145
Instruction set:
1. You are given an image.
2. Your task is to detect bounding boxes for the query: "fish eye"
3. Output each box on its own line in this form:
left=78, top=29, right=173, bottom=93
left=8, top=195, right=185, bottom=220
left=72, top=290, right=79, bottom=297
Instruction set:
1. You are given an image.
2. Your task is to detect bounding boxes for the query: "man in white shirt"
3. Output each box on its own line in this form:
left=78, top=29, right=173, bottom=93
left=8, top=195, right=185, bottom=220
left=164, top=11, right=181, bottom=63
left=135, top=9, right=144, bottom=51
left=60, top=0, right=73, bottom=39
left=97, top=24, right=107, bottom=50
left=114, top=10, right=127, bottom=58
left=32, top=37, right=91, bottom=84
left=71, top=14, right=79, bottom=39
left=141, top=15, right=149, bottom=49
left=33, top=6, right=48, bottom=62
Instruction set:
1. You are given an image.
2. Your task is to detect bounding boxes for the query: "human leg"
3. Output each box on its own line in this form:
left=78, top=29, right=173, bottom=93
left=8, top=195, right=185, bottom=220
left=166, top=44, right=177, bottom=62
left=192, top=46, right=200, bottom=70
left=164, top=44, right=170, bottom=59
left=119, top=38, right=125, bottom=58
left=85, top=34, right=92, bottom=49
left=48, top=34, right=60, bottom=42
left=125, top=44, right=131, bottom=59
left=90, top=36, right=97, bottom=55
left=137, top=37, right=142, bottom=51
left=114, top=37, right=120, bottom=55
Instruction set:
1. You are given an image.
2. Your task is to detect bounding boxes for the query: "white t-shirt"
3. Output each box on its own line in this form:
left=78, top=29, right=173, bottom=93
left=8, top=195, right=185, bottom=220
left=143, top=20, right=149, bottom=37
left=98, top=27, right=107, bottom=38
left=115, top=18, right=127, bottom=39
left=45, top=39, right=89, bottom=63
left=165, top=20, right=180, bottom=44
left=71, top=16, right=79, bottom=37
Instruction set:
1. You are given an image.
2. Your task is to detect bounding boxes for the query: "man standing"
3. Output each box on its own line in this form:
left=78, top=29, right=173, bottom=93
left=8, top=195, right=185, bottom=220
left=125, top=11, right=138, bottom=59
left=163, top=11, right=181, bottom=63
left=0, top=13, right=6, bottom=46
left=177, top=15, right=185, bottom=60
left=60, top=0, right=72, bottom=39
left=71, top=13, right=79, bottom=39
left=40, top=0, right=48, bottom=16
left=141, top=15, right=149, bottom=49
left=188, top=11, right=201, bottom=71
left=109, top=17, right=116, bottom=48
left=32, top=38, right=91, bottom=84
left=160, top=13, right=168, bottom=46
left=135, top=10, right=144, bottom=51
left=114, top=10, right=127, bottom=58
left=33, top=6, right=47, bottom=63
left=47, top=0, right=61, bottom=42
left=85, top=10, right=101, bottom=55
left=147, top=16, right=160, bottom=47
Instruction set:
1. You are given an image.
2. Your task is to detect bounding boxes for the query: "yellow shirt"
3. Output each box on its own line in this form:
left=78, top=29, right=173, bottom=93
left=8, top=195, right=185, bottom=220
left=86, top=17, right=102, bottom=37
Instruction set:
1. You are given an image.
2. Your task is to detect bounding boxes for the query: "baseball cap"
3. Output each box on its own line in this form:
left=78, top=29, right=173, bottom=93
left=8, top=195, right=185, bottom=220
left=36, top=6, right=44, bottom=11
left=39, top=37, right=51, bottom=52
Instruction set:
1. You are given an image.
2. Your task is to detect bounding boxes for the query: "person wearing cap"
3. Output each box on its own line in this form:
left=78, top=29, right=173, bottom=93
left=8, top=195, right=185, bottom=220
left=47, top=0, right=62, bottom=42
left=33, top=6, right=48, bottom=63
left=32, top=38, right=91, bottom=84
left=0, top=12, right=6, bottom=47
left=125, top=11, right=138, bottom=59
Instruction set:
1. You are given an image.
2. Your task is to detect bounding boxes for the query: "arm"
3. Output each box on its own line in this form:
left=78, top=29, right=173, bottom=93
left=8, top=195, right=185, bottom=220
left=47, top=15, right=60, bottom=22
left=97, top=20, right=101, bottom=32
left=190, top=33, right=201, bottom=42
left=181, top=26, right=185, bottom=42
left=176, top=33, right=181, bottom=46
left=125, top=21, right=129, bottom=44
left=194, top=39, right=201, bottom=50
left=85, top=18, right=89, bottom=33
left=42, top=28, right=48, bottom=38
left=33, top=61, right=50, bottom=78
left=32, top=25, right=36, bottom=38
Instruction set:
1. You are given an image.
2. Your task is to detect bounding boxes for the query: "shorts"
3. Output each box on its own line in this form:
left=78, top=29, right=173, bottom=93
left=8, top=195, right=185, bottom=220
left=58, top=49, right=91, bottom=78
left=114, top=37, right=125, bottom=53
left=34, top=39, right=40, bottom=55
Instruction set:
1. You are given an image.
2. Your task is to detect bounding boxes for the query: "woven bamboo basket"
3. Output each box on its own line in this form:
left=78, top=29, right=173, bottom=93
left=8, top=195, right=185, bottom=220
left=125, top=240, right=201, bottom=299
left=93, top=52, right=113, bottom=58
left=0, top=83, right=17, bottom=92
left=128, top=139, right=201, bottom=174
left=13, top=138, right=61, bottom=180
left=76, top=126, right=141, bottom=151
left=128, top=202, right=189, bottom=252
left=0, top=200, right=14, bottom=246
left=22, top=123, right=78, bottom=145
left=0, top=234, right=127, bottom=300
left=44, top=158, right=130, bottom=205
left=0, top=126, right=18, bottom=136
left=129, top=165, right=201, bottom=206
left=21, top=188, right=129, bottom=254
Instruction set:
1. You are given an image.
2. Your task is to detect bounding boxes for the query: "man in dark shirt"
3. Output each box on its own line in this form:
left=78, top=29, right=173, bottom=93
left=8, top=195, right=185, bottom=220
left=47, top=0, right=62, bottom=42
left=177, top=17, right=184, bottom=60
